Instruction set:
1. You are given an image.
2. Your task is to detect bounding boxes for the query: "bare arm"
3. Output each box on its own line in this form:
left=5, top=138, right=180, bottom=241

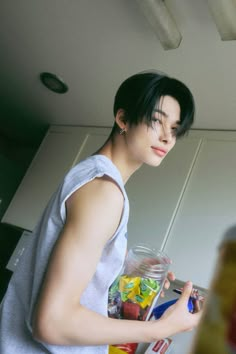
left=32, top=177, right=201, bottom=346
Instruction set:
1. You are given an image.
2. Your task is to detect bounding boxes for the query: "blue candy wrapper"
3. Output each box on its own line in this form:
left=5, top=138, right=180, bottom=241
left=152, top=298, right=194, bottom=319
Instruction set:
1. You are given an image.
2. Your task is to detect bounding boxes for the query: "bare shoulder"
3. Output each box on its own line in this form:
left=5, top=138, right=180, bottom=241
left=65, top=175, right=125, bottom=242
left=66, top=175, right=124, bottom=214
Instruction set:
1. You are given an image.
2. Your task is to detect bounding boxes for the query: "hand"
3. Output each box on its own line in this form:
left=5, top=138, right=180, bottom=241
left=160, top=271, right=175, bottom=298
left=158, top=281, right=203, bottom=335
left=190, top=287, right=205, bottom=313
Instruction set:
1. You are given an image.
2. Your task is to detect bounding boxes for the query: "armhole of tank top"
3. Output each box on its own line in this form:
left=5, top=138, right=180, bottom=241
left=59, top=171, right=126, bottom=227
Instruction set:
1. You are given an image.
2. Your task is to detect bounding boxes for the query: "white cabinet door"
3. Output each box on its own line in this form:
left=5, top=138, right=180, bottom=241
left=2, top=126, right=110, bottom=231
left=164, top=131, right=236, bottom=289
left=73, top=128, right=111, bottom=163
left=126, top=133, right=202, bottom=249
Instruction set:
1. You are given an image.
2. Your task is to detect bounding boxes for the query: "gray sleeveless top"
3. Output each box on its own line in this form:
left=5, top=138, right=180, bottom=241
left=0, top=155, right=129, bottom=354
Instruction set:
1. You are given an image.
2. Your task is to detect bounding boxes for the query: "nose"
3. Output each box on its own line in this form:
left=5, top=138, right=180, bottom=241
left=160, top=125, right=173, bottom=144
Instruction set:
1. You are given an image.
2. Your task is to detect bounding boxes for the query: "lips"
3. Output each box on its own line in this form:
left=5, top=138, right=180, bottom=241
left=151, top=146, right=167, bottom=157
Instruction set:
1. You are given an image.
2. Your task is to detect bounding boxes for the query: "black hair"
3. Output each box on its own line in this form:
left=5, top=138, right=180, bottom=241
left=113, top=71, right=195, bottom=138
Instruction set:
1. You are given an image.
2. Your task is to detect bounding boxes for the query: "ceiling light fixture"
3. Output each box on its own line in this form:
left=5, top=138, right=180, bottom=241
left=207, top=0, right=236, bottom=41
left=136, top=0, right=182, bottom=50
left=40, top=72, right=69, bottom=94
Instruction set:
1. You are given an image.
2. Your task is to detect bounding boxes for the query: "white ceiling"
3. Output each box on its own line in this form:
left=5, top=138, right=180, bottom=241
left=1, top=0, right=236, bottom=145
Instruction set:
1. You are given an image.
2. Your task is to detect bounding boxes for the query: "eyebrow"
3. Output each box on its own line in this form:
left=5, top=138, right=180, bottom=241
left=154, top=109, right=180, bottom=124
left=154, top=108, right=168, bottom=117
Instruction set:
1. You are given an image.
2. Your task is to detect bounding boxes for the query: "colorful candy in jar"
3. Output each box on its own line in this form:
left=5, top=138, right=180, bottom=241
left=108, top=275, right=160, bottom=321
left=108, top=276, right=122, bottom=319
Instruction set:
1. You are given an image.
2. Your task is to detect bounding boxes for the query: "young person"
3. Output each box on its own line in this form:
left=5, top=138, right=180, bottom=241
left=0, top=71, right=202, bottom=353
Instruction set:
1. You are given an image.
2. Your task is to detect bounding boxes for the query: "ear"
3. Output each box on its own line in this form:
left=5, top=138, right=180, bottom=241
left=115, top=109, right=127, bottom=130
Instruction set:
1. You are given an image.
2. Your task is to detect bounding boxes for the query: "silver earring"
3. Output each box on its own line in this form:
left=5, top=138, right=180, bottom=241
left=119, top=128, right=126, bottom=135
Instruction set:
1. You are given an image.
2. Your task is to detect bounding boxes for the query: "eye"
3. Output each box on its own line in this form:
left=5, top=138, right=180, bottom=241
left=151, top=117, right=162, bottom=124
left=171, top=126, right=179, bottom=137
left=150, top=118, right=162, bottom=130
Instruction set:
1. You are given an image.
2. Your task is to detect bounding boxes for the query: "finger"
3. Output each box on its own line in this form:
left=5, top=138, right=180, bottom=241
left=192, top=299, right=201, bottom=313
left=164, top=279, right=170, bottom=289
left=167, top=271, right=175, bottom=281
left=179, top=281, right=193, bottom=302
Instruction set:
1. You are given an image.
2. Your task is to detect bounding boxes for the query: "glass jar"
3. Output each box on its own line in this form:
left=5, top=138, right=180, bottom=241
left=108, top=244, right=171, bottom=322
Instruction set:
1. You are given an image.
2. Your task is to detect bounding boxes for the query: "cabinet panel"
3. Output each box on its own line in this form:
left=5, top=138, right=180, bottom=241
left=126, top=135, right=201, bottom=249
left=2, top=126, right=89, bottom=230
left=74, top=129, right=110, bottom=163
left=164, top=136, right=236, bottom=288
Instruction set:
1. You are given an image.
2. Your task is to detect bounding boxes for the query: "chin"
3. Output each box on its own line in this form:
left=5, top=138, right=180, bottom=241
left=146, top=158, right=163, bottom=167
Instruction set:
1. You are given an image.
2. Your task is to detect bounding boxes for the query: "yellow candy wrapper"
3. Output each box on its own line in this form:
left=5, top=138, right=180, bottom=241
left=109, top=345, right=127, bottom=354
left=119, top=275, right=141, bottom=293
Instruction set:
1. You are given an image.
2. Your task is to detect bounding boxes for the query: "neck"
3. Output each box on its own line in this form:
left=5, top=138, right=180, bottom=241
left=95, top=134, right=142, bottom=184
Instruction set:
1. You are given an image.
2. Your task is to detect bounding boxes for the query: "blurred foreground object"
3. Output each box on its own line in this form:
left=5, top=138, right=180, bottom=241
left=190, top=225, right=236, bottom=353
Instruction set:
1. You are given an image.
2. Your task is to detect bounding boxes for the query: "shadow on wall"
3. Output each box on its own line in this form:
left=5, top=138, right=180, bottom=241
left=0, top=133, right=46, bottom=301
left=0, top=224, right=24, bottom=301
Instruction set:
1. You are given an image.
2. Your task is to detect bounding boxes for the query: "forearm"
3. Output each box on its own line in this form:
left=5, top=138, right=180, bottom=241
left=33, top=303, right=167, bottom=346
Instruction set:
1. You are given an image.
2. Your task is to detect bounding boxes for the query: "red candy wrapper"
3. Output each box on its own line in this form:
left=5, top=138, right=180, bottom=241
left=112, top=342, right=138, bottom=354
left=144, top=338, right=173, bottom=353
left=122, top=302, right=140, bottom=320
